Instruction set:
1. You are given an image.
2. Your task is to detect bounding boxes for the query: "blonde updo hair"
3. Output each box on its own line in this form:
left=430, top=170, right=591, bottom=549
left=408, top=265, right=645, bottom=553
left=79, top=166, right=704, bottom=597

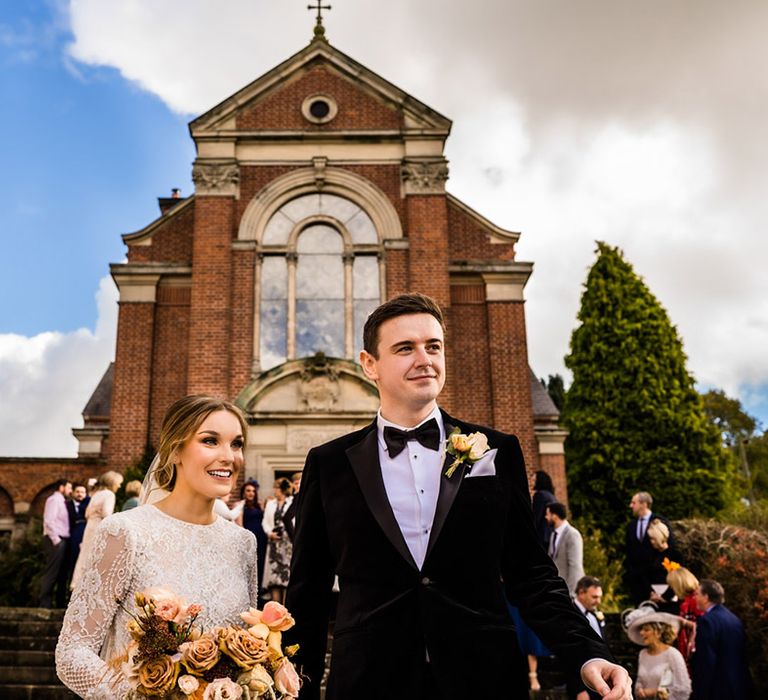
left=667, top=566, right=699, bottom=599
left=154, top=395, right=247, bottom=492
left=647, top=519, right=669, bottom=547
left=96, top=470, right=124, bottom=492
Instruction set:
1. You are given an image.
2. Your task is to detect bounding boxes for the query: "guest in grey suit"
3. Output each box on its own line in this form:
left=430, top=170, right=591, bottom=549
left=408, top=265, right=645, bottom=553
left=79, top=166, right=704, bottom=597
left=545, top=502, right=585, bottom=597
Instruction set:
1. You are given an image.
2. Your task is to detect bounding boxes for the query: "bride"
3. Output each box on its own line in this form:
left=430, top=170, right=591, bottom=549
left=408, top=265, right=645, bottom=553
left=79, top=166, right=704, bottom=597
left=56, top=395, right=260, bottom=698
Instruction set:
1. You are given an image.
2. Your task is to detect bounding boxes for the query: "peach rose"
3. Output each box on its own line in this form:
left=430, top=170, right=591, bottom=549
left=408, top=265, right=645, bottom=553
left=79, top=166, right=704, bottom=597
left=202, top=677, right=243, bottom=700
left=466, top=432, right=489, bottom=460
left=274, top=658, right=301, bottom=697
left=180, top=634, right=221, bottom=673
left=450, top=433, right=471, bottom=453
left=120, top=641, right=141, bottom=689
left=219, top=628, right=270, bottom=669
left=137, top=655, right=179, bottom=696
left=178, top=674, right=200, bottom=695
left=238, top=664, right=274, bottom=695
left=261, top=602, right=295, bottom=632
left=145, top=587, right=189, bottom=624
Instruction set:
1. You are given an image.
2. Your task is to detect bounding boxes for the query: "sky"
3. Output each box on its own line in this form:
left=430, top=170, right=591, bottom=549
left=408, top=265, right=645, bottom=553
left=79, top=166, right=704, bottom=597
left=1, top=0, right=767, bottom=456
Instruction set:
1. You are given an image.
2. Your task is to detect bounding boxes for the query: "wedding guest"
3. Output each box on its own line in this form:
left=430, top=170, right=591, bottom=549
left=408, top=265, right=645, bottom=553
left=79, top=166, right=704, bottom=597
left=120, top=480, right=142, bottom=511
left=570, top=576, right=606, bottom=700
left=69, top=470, right=123, bottom=591
left=690, top=579, right=753, bottom=699
left=665, top=566, right=702, bottom=667
left=283, top=471, right=302, bottom=543
left=236, top=479, right=268, bottom=592
left=262, top=477, right=293, bottom=604
left=64, top=484, right=89, bottom=588
left=545, top=501, right=585, bottom=598
left=56, top=395, right=258, bottom=698
left=532, top=470, right=557, bottom=550
left=625, top=606, right=690, bottom=700
left=38, top=479, right=72, bottom=608
left=625, top=492, right=674, bottom=605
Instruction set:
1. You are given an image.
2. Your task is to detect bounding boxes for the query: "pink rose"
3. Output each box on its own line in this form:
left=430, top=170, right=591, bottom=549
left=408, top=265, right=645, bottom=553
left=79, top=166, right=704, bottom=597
left=261, top=602, right=295, bottom=632
left=202, top=677, right=243, bottom=700
left=274, top=658, right=301, bottom=697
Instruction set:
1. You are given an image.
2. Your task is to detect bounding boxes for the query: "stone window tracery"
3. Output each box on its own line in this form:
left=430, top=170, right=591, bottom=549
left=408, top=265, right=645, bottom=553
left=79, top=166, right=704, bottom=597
left=257, top=193, right=382, bottom=372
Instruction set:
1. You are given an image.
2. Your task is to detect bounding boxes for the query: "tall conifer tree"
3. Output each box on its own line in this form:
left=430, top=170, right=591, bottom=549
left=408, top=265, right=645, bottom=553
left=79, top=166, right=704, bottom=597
left=564, top=242, right=731, bottom=541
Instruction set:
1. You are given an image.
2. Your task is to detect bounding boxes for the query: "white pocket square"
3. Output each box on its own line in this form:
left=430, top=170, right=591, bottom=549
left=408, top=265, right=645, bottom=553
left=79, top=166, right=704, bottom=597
left=464, top=448, right=497, bottom=478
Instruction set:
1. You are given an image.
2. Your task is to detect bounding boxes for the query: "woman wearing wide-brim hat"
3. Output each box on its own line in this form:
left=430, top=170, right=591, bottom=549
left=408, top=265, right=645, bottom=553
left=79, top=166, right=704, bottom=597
left=623, top=605, right=691, bottom=700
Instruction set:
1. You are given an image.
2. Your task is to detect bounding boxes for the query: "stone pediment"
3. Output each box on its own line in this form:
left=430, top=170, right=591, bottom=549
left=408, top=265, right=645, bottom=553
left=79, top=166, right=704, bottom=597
left=237, top=353, right=379, bottom=419
left=189, top=39, right=452, bottom=138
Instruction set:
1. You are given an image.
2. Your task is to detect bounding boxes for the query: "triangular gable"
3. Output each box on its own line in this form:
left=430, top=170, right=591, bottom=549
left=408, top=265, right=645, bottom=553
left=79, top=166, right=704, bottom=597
left=189, top=38, right=452, bottom=137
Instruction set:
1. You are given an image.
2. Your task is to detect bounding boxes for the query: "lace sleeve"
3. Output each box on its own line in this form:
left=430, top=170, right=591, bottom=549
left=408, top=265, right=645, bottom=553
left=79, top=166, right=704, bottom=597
left=55, top=516, right=136, bottom=699
left=667, top=648, right=692, bottom=700
left=246, top=530, right=260, bottom=606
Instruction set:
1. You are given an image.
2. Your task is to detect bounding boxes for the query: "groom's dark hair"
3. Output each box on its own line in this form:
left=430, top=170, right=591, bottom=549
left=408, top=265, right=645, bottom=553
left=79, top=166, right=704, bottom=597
left=363, top=293, right=445, bottom=358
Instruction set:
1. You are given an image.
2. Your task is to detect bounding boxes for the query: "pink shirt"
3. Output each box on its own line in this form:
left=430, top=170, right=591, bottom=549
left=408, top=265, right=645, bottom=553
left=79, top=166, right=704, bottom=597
left=43, top=491, right=70, bottom=545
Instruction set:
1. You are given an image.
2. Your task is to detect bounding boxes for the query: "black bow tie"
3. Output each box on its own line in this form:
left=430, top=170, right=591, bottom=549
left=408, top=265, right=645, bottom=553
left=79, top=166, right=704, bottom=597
left=383, top=418, right=441, bottom=457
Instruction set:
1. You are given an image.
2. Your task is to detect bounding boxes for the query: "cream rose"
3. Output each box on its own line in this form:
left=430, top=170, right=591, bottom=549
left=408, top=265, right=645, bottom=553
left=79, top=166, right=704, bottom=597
left=180, top=634, right=221, bottom=673
left=120, top=641, right=141, bottom=689
left=202, top=677, right=243, bottom=700
left=220, top=627, right=270, bottom=669
left=274, top=658, right=301, bottom=697
left=466, top=432, right=489, bottom=460
left=178, top=674, right=201, bottom=695
left=450, top=433, right=471, bottom=453
left=238, top=664, right=274, bottom=695
left=137, top=655, right=179, bottom=696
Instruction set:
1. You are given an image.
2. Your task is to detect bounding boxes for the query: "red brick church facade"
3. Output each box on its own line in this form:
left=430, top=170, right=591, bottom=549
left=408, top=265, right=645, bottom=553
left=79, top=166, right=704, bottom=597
left=0, top=33, right=566, bottom=535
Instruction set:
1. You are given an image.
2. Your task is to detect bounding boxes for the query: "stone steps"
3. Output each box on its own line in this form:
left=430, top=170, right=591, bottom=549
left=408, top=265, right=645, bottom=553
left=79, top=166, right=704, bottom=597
left=0, top=608, right=77, bottom=700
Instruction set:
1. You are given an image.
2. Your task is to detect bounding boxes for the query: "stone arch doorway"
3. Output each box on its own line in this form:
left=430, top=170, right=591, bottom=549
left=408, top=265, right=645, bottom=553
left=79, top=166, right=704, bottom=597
left=236, top=353, right=379, bottom=487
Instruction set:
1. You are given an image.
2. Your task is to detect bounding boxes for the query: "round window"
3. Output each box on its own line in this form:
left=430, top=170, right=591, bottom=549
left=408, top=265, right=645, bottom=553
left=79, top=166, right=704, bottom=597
left=301, top=94, right=338, bottom=124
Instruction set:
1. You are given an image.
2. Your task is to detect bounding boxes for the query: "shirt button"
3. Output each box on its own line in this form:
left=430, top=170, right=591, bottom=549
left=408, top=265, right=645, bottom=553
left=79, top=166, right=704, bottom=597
left=424, top=528, right=429, bottom=534
left=420, top=489, right=424, bottom=494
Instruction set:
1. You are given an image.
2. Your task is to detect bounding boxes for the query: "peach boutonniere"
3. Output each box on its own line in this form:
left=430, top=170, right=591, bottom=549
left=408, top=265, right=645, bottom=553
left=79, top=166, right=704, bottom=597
left=444, top=427, right=490, bottom=478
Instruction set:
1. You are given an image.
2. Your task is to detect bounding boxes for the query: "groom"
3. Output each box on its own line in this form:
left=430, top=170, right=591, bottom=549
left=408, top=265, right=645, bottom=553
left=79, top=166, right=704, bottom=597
left=286, top=293, right=630, bottom=699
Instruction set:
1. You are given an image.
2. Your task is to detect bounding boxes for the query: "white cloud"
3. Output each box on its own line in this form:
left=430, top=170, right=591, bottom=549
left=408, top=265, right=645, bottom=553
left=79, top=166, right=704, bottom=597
left=0, top=276, right=117, bottom=457
left=56, top=1, right=768, bottom=423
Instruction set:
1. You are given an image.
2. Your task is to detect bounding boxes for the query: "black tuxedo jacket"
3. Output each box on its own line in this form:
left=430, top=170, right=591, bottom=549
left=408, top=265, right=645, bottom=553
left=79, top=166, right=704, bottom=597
left=624, top=513, right=674, bottom=605
left=286, top=411, right=612, bottom=700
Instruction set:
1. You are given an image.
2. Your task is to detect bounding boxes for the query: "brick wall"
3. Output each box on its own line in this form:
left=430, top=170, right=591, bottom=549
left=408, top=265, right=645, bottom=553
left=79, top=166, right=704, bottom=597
left=448, top=285, right=493, bottom=426
left=229, top=247, right=256, bottom=395
left=0, top=458, right=105, bottom=507
left=187, top=197, right=235, bottom=396
left=148, top=285, right=191, bottom=447
left=128, top=201, right=195, bottom=264
left=447, top=199, right=516, bottom=261
left=108, top=302, right=156, bottom=469
left=486, top=301, right=539, bottom=471
left=236, top=63, right=402, bottom=132
left=540, top=453, right=568, bottom=506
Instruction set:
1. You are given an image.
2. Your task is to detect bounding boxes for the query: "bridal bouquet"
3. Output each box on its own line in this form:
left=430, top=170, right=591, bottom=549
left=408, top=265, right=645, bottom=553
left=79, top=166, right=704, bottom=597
left=116, top=588, right=301, bottom=700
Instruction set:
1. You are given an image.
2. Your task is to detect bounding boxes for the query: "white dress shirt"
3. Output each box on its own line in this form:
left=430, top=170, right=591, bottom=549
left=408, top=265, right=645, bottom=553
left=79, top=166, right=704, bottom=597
left=377, top=406, right=445, bottom=570
left=575, top=599, right=603, bottom=639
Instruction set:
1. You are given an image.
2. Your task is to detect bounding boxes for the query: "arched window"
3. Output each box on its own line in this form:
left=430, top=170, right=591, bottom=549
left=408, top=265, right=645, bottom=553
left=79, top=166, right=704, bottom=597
left=257, top=193, right=382, bottom=371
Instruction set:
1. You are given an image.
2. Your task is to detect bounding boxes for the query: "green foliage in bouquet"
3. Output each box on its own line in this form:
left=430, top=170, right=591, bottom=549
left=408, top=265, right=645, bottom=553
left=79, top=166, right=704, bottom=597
left=674, top=518, right=768, bottom=694
left=563, top=242, right=735, bottom=555
left=0, top=519, right=45, bottom=606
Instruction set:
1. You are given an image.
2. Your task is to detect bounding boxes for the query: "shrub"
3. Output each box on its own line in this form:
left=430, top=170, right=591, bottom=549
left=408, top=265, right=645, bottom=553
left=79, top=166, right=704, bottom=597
left=573, top=519, right=628, bottom=612
left=0, top=518, right=46, bottom=607
left=674, top=518, right=768, bottom=694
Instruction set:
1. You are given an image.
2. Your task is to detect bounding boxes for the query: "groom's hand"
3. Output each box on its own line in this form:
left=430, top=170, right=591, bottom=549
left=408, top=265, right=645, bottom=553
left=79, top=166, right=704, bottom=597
left=581, top=659, right=633, bottom=699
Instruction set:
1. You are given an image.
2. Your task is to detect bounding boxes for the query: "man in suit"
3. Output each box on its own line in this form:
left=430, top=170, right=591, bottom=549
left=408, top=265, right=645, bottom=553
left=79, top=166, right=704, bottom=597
left=64, top=483, right=90, bottom=587
left=38, top=479, right=72, bottom=608
left=691, top=579, right=753, bottom=699
left=286, top=293, right=631, bottom=700
left=545, top=502, right=585, bottom=598
left=283, top=471, right=302, bottom=543
left=569, top=576, right=607, bottom=700
left=625, top=491, right=674, bottom=605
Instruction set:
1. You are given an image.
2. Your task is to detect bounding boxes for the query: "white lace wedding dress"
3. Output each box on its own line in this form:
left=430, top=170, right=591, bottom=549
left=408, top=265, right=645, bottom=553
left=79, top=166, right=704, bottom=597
left=56, top=504, right=259, bottom=699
